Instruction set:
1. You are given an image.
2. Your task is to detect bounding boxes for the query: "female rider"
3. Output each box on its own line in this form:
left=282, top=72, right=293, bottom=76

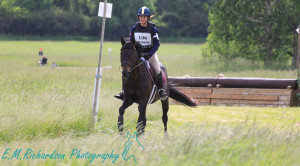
left=115, top=6, right=168, bottom=101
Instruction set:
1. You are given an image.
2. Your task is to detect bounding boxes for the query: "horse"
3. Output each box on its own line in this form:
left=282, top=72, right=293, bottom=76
left=118, top=36, right=197, bottom=136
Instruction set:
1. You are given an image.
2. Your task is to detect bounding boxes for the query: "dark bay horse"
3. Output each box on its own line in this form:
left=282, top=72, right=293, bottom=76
left=118, top=37, right=196, bottom=136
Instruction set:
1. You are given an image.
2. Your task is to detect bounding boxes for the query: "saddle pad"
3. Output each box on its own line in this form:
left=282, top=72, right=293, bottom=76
left=147, top=64, right=167, bottom=85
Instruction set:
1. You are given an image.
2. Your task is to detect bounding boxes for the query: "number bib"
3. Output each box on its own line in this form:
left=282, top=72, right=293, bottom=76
left=134, top=32, right=152, bottom=47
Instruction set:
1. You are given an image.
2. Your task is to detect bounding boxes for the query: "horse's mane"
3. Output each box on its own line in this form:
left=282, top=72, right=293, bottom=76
left=121, top=41, right=142, bottom=56
left=121, top=42, right=136, bottom=51
left=120, top=42, right=139, bottom=65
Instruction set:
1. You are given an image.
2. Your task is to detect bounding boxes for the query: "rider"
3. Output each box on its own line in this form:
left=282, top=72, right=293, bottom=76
left=114, top=6, right=168, bottom=101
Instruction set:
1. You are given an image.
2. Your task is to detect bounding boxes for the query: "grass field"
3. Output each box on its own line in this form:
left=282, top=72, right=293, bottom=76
left=0, top=41, right=300, bottom=166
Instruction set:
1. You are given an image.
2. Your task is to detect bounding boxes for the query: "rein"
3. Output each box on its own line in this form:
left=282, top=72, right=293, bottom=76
left=130, top=61, right=144, bottom=72
left=121, top=61, right=144, bottom=73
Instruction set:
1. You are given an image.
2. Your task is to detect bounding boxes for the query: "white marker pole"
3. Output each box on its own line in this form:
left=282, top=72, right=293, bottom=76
left=297, top=26, right=300, bottom=82
left=92, top=0, right=111, bottom=128
left=108, top=48, right=112, bottom=67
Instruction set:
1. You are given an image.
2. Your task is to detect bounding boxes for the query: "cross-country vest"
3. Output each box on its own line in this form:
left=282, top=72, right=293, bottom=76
left=133, top=22, right=155, bottom=53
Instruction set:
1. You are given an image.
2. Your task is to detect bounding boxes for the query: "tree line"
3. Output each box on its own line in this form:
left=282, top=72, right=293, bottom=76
left=1, top=0, right=299, bottom=68
left=0, top=0, right=212, bottom=40
left=205, top=0, right=300, bottom=68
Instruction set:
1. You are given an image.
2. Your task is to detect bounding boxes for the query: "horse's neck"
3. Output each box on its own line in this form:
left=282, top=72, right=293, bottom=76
left=132, top=60, right=142, bottom=78
left=128, top=60, right=146, bottom=81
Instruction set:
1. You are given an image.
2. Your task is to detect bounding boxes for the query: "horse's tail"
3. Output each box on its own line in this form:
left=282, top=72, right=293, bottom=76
left=169, top=84, right=197, bottom=107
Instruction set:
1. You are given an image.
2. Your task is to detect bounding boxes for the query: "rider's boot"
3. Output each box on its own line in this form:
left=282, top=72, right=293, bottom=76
left=157, top=71, right=168, bottom=101
left=114, top=90, right=125, bottom=100
left=114, top=79, right=125, bottom=100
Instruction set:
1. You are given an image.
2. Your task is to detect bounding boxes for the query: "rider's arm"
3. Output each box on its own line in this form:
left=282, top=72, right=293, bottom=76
left=130, top=25, right=136, bottom=43
left=148, top=27, right=160, bottom=56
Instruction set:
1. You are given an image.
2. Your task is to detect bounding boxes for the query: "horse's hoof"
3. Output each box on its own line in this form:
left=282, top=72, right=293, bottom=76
left=118, top=131, right=125, bottom=136
left=137, top=130, right=145, bottom=137
left=164, top=131, right=169, bottom=139
left=160, top=96, right=168, bottom=101
left=118, top=125, right=124, bottom=133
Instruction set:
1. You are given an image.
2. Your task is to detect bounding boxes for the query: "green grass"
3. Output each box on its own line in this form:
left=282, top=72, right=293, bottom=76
left=0, top=41, right=300, bottom=165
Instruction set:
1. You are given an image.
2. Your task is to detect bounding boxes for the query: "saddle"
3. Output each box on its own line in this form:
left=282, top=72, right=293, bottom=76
left=145, top=63, right=167, bottom=86
left=145, top=63, right=167, bottom=104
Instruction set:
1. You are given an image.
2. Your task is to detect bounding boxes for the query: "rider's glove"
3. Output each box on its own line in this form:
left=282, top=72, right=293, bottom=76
left=140, top=55, right=150, bottom=68
left=141, top=53, right=151, bottom=60
left=140, top=57, right=146, bottom=61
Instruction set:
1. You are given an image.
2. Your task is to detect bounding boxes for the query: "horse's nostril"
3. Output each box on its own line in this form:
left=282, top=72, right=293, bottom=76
left=122, top=74, right=128, bottom=79
left=122, top=71, right=129, bottom=79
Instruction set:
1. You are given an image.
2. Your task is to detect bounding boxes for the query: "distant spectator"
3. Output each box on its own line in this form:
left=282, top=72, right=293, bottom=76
left=41, top=55, right=47, bottom=65
left=51, top=61, right=57, bottom=68
left=39, top=48, right=43, bottom=56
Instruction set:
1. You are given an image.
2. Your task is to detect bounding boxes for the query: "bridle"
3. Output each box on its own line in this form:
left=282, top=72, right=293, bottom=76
left=121, top=43, right=145, bottom=72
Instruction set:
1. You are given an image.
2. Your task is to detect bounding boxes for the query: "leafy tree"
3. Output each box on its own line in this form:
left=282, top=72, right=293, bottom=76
left=0, top=0, right=28, bottom=17
left=0, top=0, right=29, bottom=33
left=207, top=0, right=300, bottom=67
left=14, top=0, right=48, bottom=11
left=0, top=0, right=216, bottom=41
left=155, top=0, right=212, bottom=38
left=89, top=0, right=155, bottom=39
left=52, top=0, right=70, bottom=11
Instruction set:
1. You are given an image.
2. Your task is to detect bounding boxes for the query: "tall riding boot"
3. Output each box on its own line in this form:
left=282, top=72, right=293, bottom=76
left=114, top=79, right=125, bottom=100
left=157, top=72, right=168, bottom=101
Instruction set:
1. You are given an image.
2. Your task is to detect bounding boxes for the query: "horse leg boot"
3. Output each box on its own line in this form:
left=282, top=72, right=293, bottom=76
left=118, top=99, right=133, bottom=134
left=137, top=102, right=147, bottom=136
left=157, top=72, right=168, bottom=101
left=161, top=98, right=169, bottom=137
left=114, top=78, right=125, bottom=100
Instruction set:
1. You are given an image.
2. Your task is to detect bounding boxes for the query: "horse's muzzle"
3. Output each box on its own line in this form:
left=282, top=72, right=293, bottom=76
left=122, top=70, right=130, bottom=79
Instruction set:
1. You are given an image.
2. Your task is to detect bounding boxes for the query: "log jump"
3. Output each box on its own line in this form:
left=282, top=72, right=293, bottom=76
left=169, top=77, right=299, bottom=107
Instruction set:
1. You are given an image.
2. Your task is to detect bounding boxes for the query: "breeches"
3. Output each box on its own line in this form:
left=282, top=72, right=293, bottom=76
left=148, top=53, right=161, bottom=74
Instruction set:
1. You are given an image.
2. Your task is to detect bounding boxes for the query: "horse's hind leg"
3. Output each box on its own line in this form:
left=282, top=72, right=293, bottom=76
left=161, top=98, right=169, bottom=135
left=137, top=101, right=148, bottom=136
left=118, top=99, right=133, bottom=133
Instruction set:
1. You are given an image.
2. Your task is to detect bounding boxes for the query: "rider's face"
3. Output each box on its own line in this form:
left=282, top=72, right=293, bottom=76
left=138, top=15, right=148, bottom=25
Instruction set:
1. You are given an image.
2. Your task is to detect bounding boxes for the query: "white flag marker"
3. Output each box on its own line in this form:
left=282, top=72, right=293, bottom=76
left=98, top=2, right=113, bottom=18
left=92, top=1, right=113, bottom=127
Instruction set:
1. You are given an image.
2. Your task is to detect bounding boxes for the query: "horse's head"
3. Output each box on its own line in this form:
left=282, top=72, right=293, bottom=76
left=120, top=36, right=139, bottom=79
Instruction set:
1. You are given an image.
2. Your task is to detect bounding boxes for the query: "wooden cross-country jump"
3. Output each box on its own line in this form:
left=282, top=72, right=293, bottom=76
left=168, top=25, right=300, bottom=107
left=169, top=77, right=299, bottom=107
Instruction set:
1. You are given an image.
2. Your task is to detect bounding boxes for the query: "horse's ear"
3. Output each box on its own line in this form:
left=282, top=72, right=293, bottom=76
left=135, top=41, right=142, bottom=52
left=135, top=41, right=141, bottom=48
left=121, top=36, right=126, bottom=46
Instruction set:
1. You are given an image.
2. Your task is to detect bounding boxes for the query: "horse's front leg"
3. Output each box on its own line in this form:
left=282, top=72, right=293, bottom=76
left=118, top=98, right=133, bottom=134
left=161, top=98, right=169, bottom=137
left=137, top=100, right=148, bottom=136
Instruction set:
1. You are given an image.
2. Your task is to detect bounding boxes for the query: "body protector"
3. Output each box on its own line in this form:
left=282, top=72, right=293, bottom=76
left=132, top=22, right=155, bottom=53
